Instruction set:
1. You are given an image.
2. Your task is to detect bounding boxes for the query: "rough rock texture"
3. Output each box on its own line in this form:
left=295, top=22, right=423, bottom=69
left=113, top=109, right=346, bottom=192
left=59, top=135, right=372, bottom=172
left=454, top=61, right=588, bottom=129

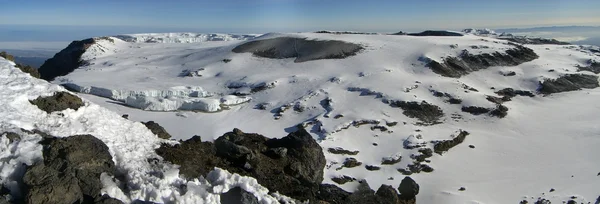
left=461, top=106, right=491, bottom=115
left=433, top=130, right=470, bottom=155
left=495, top=88, right=535, bottom=98
left=389, top=100, right=444, bottom=125
left=1, top=132, right=21, bottom=143
left=29, top=92, right=84, bottom=113
left=232, top=37, right=363, bottom=63
left=327, top=147, right=359, bottom=155
left=539, top=74, right=600, bottom=94
left=398, top=177, right=419, bottom=198
left=141, top=121, right=172, bottom=139
left=407, top=30, right=463, bottom=37
left=23, top=135, right=118, bottom=204
left=427, top=45, right=538, bottom=78
left=38, top=38, right=97, bottom=81
left=220, top=187, right=260, bottom=204
left=318, top=180, right=417, bottom=204
left=577, top=61, right=600, bottom=74
left=156, top=128, right=326, bottom=201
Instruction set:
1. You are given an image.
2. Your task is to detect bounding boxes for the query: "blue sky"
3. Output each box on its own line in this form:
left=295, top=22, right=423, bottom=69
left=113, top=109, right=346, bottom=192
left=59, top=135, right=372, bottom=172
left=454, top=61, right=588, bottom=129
left=2, top=0, right=599, bottom=31
left=0, top=0, right=599, bottom=42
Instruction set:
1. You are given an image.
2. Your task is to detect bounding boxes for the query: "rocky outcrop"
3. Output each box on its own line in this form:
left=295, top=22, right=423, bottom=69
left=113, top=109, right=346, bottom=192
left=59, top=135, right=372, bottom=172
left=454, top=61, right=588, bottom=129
left=389, top=100, right=444, bottom=125
left=141, top=121, right=172, bottom=139
left=427, top=45, right=538, bottom=78
left=156, top=128, right=326, bottom=201
left=23, top=134, right=120, bottom=204
left=433, top=130, right=469, bottom=155
left=317, top=179, right=418, bottom=204
left=232, top=37, right=364, bottom=63
left=538, top=74, right=600, bottom=94
left=577, top=61, right=600, bottom=74
left=29, top=92, right=84, bottom=113
left=1, top=51, right=41, bottom=78
left=408, top=30, right=463, bottom=37
left=38, top=38, right=96, bottom=81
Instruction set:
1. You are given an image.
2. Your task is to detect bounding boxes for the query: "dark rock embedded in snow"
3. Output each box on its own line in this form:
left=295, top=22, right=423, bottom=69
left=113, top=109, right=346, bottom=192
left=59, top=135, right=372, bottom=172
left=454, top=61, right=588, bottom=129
left=427, top=45, right=538, bottom=78
left=342, top=158, right=362, bottom=168
left=156, top=128, right=326, bottom=201
left=23, top=134, right=119, bottom=204
left=407, top=30, right=463, bottom=37
left=1, top=132, right=21, bottom=143
left=331, top=175, right=356, bottom=185
left=39, top=38, right=99, bottom=80
left=538, top=74, right=600, bottom=94
left=327, top=147, right=359, bottom=155
left=495, top=88, right=535, bottom=98
left=141, top=121, right=172, bottom=139
left=30, top=92, right=84, bottom=113
left=219, top=187, right=259, bottom=204
left=389, top=100, right=444, bottom=126
left=231, top=37, right=363, bottom=63
left=365, top=165, right=381, bottom=171
left=461, top=106, right=491, bottom=115
left=433, top=130, right=470, bottom=155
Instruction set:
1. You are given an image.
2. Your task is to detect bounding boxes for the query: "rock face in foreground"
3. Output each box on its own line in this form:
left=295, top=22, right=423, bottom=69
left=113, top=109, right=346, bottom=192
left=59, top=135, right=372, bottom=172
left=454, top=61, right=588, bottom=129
left=38, top=38, right=97, bottom=81
left=156, top=128, right=419, bottom=203
left=157, top=128, right=326, bottom=201
left=232, top=37, right=364, bottom=63
left=141, top=121, right=172, bottom=139
left=427, top=45, right=538, bottom=78
left=317, top=178, right=418, bottom=204
left=23, top=134, right=121, bottom=204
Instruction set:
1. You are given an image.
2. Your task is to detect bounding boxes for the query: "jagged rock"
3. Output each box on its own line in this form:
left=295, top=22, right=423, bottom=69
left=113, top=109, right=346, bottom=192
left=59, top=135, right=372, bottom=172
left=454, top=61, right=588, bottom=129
left=23, top=134, right=116, bottom=204
left=375, top=185, right=401, bottom=204
left=315, top=184, right=351, bottom=204
left=390, top=100, right=444, bottom=126
left=141, top=121, right=172, bottom=139
left=398, top=177, right=419, bottom=198
left=486, top=95, right=510, bottom=104
left=331, top=175, right=356, bottom=185
left=427, top=45, right=538, bottom=78
left=495, top=88, right=535, bottom=98
left=30, top=92, right=84, bottom=113
left=408, top=30, right=463, bottom=36
left=232, top=37, right=363, bottom=63
left=433, top=130, right=470, bottom=155
left=539, top=74, right=599, bottom=94
left=220, top=187, right=259, bottom=204
left=365, top=165, right=381, bottom=171
left=156, top=128, right=326, bottom=201
left=489, top=105, right=509, bottom=118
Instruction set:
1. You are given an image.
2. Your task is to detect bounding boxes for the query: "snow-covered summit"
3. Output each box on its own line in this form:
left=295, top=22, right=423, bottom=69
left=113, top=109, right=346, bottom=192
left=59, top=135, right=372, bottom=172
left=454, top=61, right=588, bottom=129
left=113, top=33, right=259, bottom=43
left=462, top=28, right=497, bottom=36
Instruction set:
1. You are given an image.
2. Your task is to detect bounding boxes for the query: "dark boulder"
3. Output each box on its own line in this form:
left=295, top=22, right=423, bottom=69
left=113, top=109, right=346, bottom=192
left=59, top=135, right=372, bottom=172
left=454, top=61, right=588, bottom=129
left=495, top=88, right=534, bottom=98
left=398, top=177, right=419, bottom=198
left=408, top=30, right=463, bottom=37
left=461, top=106, right=490, bottom=115
left=315, top=184, right=351, bottom=204
left=30, top=92, right=84, bottom=113
left=141, top=121, right=172, bottom=139
left=39, top=38, right=99, bottom=81
left=577, top=61, right=600, bottom=74
left=427, top=45, right=538, bottom=78
left=23, top=134, right=117, bottom=204
left=220, top=187, right=259, bottom=204
left=232, top=37, right=363, bottom=63
left=539, top=74, right=599, bottom=94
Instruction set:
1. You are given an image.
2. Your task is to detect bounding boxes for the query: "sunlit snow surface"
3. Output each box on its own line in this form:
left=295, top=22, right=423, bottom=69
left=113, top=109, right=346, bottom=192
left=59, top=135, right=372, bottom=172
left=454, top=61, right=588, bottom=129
left=22, top=32, right=600, bottom=203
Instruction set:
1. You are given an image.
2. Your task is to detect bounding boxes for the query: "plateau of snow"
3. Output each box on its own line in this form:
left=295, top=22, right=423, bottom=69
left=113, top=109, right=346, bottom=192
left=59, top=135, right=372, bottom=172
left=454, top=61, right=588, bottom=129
left=29, top=31, right=600, bottom=203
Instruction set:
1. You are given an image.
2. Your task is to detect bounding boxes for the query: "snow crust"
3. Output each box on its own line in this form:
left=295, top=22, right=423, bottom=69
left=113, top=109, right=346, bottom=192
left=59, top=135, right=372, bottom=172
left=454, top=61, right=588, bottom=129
left=51, top=32, right=600, bottom=203
left=0, top=58, right=294, bottom=203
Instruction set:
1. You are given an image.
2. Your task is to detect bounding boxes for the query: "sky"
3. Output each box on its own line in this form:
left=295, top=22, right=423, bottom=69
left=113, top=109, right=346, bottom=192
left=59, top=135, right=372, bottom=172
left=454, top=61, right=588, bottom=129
left=0, top=0, right=599, bottom=45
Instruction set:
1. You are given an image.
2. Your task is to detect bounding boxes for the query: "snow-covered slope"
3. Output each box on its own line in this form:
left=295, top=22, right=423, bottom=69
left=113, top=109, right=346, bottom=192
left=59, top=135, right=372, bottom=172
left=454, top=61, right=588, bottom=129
left=45, top=32, right=600, bottom=203
left=0, top=57, right=295, bottom=203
